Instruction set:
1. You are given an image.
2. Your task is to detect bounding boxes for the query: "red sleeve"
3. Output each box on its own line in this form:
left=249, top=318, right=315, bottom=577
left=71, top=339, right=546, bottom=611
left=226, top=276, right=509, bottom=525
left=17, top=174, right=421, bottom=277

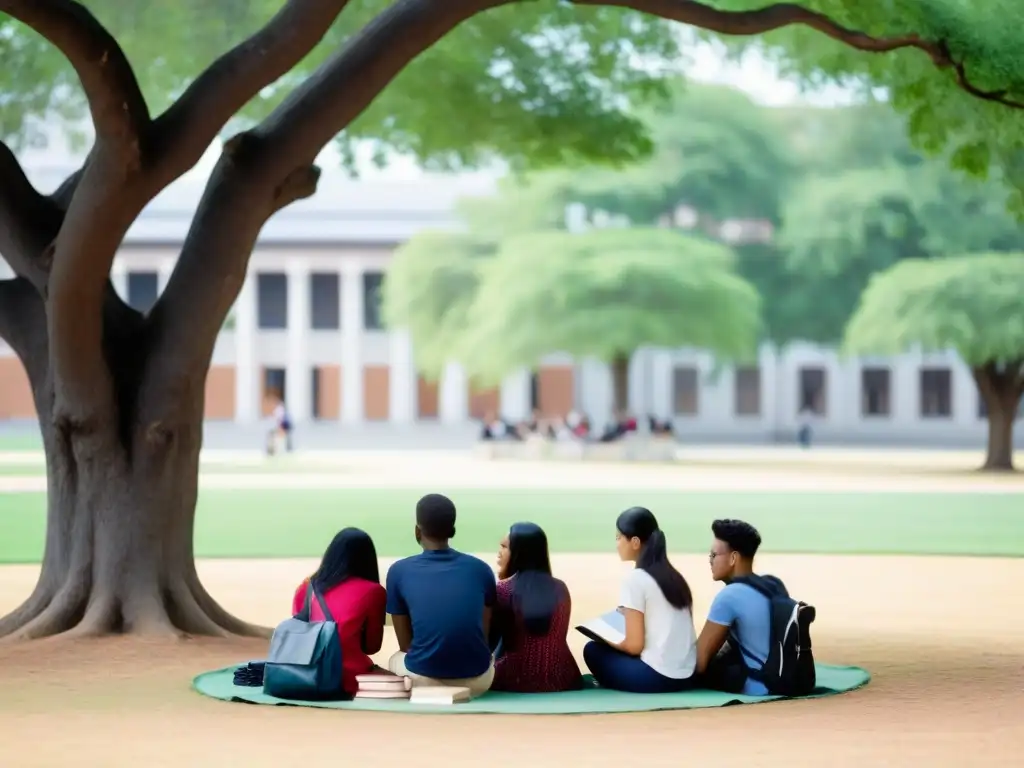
left=292, top=581, right=309, bottom=617
left=362, top=583, right=387, bottom=654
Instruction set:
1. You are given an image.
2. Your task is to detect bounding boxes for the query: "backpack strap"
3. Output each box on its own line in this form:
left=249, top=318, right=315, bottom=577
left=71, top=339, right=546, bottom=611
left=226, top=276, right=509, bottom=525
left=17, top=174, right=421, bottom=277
left=730, top=573, right=787, bottom=599
left=299, top=582, right=336, bottom=623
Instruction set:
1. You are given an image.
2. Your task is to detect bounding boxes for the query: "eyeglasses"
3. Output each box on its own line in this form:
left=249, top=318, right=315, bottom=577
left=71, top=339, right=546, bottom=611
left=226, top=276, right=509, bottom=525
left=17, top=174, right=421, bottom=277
left=709, top=551, right=726, bottom=563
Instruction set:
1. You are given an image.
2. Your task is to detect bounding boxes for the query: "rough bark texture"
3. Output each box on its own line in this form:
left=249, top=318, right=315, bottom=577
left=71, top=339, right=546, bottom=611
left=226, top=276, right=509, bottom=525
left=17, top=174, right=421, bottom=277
left=611, top=352, right=631, bottom=414
left=972, top=363, right=1024, bottom=472
left=1, top=0, right=1021, bottom=641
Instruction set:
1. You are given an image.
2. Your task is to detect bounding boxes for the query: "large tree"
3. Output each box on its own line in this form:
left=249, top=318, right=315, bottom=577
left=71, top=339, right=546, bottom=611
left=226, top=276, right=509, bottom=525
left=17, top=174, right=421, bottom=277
left=455, top=228, right=760, bottom=409
left=843, top=254, right=1024, bottom=471
left=0, top=1, right=1022, bottom=641
left=770, top=104, right=1024, bottom=346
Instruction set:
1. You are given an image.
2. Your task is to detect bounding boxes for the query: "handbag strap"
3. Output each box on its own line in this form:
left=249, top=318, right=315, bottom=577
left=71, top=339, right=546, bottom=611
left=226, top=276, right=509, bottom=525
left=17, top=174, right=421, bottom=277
left=301, top=581, right=337, bottom=624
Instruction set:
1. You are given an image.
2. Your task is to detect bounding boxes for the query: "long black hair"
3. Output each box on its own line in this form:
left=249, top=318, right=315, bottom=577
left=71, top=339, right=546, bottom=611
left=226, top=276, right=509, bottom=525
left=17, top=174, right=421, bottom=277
left=616, top=507, right=692, bottom=610
left=310, top=527, right=380, bottom=592
left=506, top=522, right=564, bottom=636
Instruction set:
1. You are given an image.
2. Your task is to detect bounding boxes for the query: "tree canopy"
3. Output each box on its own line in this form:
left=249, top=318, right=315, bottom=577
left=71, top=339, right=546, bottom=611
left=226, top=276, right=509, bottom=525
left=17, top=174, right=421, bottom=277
left=843, top=253, right=1024, bottom=469
left=380, top=231, right=488, bottom=379
left=843, top=254, right=1024, bottom=366
left=457, top=227, right=761, bottom=385
left=3, top=0, right=1024, bottom=179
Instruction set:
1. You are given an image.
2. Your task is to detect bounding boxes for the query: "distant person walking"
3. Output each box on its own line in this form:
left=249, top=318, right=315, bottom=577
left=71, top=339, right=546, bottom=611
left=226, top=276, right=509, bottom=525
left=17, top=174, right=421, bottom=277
left=797, top=405, right=814, bottom=449
left=266, top=394, right=293, bottom=455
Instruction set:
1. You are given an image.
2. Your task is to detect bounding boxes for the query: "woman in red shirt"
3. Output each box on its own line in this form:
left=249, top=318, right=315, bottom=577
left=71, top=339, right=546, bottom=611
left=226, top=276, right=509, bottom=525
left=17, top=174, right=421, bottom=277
left=291, top=527, right=386, bottom=695
left=491, top=522, right=583, bottom=692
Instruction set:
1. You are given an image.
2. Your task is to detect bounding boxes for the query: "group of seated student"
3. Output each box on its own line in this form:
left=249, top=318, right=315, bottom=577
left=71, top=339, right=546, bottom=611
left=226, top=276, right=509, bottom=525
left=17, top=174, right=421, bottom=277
left=291, top=492, right=774, bottom=698
left=480, top=409, right=593, bottom=443
left=481, top=409, right=674, bottom=445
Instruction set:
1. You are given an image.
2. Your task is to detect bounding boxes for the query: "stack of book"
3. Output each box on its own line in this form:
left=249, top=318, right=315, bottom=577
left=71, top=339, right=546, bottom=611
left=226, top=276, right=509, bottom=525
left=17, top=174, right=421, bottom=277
left=354, top=673, right=412, bottom=699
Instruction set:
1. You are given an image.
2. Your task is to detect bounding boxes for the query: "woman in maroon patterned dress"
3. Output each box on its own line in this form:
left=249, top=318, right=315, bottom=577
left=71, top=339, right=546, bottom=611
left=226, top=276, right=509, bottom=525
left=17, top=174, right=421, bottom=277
left=490, top=523, right=583, bottom=692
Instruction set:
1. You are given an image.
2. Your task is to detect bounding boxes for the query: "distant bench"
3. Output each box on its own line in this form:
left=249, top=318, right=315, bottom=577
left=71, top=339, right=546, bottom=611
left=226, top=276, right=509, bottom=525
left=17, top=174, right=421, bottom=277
left=473, top=437, right=679, bottom=463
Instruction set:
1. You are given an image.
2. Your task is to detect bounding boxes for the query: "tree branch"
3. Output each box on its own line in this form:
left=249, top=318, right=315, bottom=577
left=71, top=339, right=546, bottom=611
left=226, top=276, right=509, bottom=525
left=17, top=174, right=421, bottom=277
left=0, top=140, right=63, bottom=293
left=1, top=1, right=151, bottom=149
left=150, top=0, right=353, bottom=188
left=146, top=0, right=500, bottom=377
left=576, top=0, right=1024, bottom=109
left=0, top=277, right=49, bottom=386
left=253, top=0, right=504, bottom=174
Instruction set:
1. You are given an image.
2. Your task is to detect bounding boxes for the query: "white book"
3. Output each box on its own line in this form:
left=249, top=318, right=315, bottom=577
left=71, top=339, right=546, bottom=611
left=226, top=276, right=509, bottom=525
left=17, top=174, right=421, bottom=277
left=575, top=609, right=626, bottom=646
left=409, top=686, right=471, bottom=705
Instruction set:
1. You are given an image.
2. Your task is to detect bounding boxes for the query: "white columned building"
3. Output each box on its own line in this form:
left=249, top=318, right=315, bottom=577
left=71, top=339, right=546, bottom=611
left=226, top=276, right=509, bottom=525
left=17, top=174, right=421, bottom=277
left=439, top=361, right=469, bottom=424
left=233, top=274, right=259, bottom=423
left=286, top=258, right=311, bottom=423
left=388, top=328, right=417, bottom=423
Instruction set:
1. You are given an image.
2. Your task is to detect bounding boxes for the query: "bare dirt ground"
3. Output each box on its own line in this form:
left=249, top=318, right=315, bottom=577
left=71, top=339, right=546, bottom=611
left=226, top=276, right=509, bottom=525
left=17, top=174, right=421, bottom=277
left=0, top=554, right=1022, bottom=768
left=0, top=451, right=1022, bottom=767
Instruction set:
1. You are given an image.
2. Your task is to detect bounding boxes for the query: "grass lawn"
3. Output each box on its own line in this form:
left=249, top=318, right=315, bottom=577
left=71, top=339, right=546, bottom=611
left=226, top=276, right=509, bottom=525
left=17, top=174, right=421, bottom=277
left=0, top=489, right=1022, bottom=563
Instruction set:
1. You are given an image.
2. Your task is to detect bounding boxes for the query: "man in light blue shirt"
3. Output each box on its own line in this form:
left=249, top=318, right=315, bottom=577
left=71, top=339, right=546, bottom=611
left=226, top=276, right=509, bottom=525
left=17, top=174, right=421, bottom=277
left=695, top=518, right=774, bottom=695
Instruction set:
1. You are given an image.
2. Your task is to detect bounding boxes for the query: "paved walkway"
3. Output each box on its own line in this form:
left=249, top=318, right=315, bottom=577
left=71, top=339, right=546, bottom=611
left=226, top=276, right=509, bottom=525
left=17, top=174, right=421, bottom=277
left=0, top=450, right=1020, bottom=493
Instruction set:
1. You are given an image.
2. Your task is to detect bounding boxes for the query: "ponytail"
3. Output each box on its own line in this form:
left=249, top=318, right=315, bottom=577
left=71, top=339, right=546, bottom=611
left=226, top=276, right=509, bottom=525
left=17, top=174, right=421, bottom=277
left=636, top=528, right=692, bottom=610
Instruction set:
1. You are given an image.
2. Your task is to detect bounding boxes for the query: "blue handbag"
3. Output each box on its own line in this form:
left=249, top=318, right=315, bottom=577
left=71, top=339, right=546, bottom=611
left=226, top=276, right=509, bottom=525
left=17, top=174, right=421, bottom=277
left=262, top=583, right=345, bottom=700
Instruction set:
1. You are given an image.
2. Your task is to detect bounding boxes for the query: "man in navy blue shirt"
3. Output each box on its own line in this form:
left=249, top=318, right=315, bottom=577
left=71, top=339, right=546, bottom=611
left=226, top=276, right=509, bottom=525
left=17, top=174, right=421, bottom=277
left=386, top=493, right=497, bottom=697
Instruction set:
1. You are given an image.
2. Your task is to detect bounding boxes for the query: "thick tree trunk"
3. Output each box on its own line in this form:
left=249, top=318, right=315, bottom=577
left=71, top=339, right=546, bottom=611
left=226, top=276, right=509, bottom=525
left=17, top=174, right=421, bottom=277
left=984, top=404, right=1015, bottom=471
left=611, top=352, right=630, bottom=414
left=0, top=375, right=267, bottom=641
left=972, top=363, right=1023, bottom=473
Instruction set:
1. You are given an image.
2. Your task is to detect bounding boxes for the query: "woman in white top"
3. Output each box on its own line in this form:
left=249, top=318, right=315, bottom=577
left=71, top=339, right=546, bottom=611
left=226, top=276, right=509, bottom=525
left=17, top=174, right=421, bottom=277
left=583, top=506, right=698, bottom=693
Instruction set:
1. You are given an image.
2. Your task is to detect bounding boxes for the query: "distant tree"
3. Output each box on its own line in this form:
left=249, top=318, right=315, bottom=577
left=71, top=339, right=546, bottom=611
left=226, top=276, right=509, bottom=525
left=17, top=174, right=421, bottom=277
left=844, top=254, right=1024, bottom=471
left=380, top=231, right=489, bottom=380
left=455, top=228, right=761, bottom=410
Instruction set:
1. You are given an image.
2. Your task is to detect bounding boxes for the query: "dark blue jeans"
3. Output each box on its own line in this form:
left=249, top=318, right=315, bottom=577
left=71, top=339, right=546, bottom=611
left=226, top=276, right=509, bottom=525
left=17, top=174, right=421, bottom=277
left=583, top=641, right=695, bottom=694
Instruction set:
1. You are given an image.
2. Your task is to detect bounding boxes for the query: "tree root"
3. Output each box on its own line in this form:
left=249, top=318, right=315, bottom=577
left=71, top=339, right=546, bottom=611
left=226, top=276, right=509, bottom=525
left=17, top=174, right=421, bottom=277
left=0, top=584, right=54, bottom=639
left=187, top=571, right=271, bottom=639
left=0, top=573, right=272, bottom=641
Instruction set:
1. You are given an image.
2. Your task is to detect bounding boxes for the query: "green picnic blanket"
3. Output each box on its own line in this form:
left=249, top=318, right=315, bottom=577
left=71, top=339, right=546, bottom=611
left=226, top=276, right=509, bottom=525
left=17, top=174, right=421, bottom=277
left=192, top=663, right=870, bottom=714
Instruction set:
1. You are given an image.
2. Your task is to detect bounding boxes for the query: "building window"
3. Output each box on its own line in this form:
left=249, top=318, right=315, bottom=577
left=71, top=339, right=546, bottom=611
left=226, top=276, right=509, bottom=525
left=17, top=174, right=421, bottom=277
left=126, top=271, right=158, bottom=313
left=672, top=365, right=699, bottom=415
left=861, top=367, right=891, bottom=417
left=363, top=271, right=384, bottom=330
left=257, top=272, right=288, bottom=330
left=798, top=367, right=827, bottom=415
left=310, top=272, right=340, bottom=330
left=734, top=366, right=761, bottom=416
left=263, top=367, right=286, bottom=401
left=920, top=367, right=952, bottom=418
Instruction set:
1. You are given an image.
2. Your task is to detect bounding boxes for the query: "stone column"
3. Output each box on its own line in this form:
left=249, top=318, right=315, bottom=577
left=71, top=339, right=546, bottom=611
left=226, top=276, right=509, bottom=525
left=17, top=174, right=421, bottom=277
left=439, top=361, right=469, bottom=424
left=389, top=328, right=416, bottom=423
left=341, top=262, right=365, bottom=425
left=500, top=369, right=531, bottom=421
left=233, top=273, right=259, bottom=423
left=286, top=259, right=311, bottom=423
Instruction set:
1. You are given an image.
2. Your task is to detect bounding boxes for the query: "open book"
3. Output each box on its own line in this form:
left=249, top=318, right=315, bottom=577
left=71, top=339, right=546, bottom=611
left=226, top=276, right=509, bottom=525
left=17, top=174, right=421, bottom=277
left=574, top=608, right=626, bottom=646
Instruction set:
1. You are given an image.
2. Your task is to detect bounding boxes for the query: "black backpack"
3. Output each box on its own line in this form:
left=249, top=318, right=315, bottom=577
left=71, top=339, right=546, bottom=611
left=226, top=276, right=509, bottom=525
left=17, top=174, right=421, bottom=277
left=730, top=574, right=817, bottom=697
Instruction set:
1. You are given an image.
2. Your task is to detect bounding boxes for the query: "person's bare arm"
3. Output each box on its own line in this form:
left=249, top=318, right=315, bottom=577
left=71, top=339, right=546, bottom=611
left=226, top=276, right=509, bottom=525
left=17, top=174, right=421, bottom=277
left=392, top=614, right=413, bottom=652
left=614, top=608, right=645, bottom=656
left=695, top=621, right=730, bottom=674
